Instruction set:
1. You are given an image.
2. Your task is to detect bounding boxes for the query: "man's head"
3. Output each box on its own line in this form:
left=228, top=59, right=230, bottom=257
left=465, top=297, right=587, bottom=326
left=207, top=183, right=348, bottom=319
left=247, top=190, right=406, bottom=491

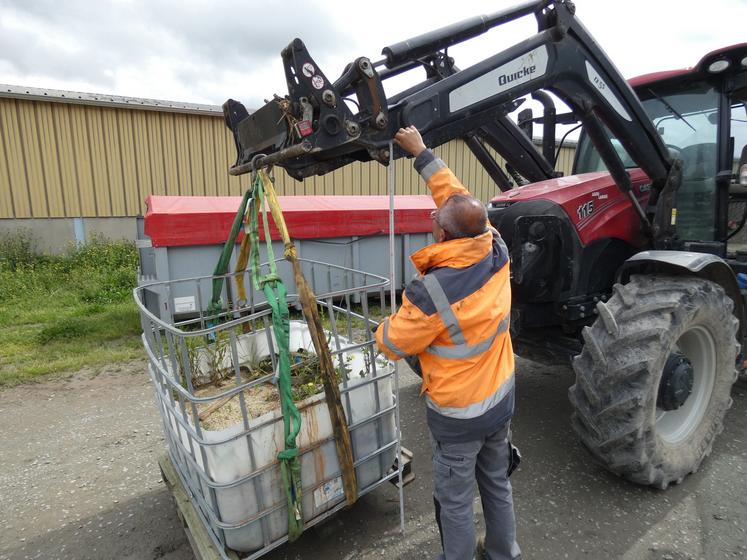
left=431, top=194, right=488, bottom=242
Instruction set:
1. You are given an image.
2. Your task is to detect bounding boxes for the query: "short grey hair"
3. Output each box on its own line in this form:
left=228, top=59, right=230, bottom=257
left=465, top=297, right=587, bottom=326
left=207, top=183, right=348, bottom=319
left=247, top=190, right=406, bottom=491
left=438, top=194, right=488, bottom=239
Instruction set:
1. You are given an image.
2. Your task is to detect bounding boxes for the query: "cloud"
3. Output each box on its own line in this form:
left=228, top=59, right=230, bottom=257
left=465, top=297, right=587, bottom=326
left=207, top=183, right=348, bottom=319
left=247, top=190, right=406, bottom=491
left=0, top=0, right=745, bottom=109
left=0, top=0, right=356, bottom=105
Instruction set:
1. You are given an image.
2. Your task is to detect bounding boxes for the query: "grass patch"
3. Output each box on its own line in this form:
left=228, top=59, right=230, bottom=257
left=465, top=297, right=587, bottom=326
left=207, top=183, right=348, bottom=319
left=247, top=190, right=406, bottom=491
left=0, top=231, right=143, bottom=387
left=36, top=317, right=93, bottom=344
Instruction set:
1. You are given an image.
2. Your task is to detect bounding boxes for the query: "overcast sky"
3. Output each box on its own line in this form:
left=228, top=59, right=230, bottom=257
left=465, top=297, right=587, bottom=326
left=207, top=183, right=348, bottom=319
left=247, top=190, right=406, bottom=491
left=1, top=0, right=745, bottom=112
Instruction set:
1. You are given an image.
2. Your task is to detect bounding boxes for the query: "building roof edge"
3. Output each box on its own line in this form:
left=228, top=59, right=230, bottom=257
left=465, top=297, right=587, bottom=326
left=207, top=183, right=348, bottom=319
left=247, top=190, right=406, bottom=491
left=0, top=84, right=224, bottom=115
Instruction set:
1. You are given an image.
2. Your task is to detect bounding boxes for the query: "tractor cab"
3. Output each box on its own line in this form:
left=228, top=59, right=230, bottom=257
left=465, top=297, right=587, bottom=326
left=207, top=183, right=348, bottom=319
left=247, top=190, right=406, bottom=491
left=574, top=44, right=747, bottom=255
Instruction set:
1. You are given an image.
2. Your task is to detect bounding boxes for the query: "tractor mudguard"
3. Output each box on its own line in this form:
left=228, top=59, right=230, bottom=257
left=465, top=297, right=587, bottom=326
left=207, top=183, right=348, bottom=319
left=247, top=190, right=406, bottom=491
left=617, top=250, right=743, bottom=342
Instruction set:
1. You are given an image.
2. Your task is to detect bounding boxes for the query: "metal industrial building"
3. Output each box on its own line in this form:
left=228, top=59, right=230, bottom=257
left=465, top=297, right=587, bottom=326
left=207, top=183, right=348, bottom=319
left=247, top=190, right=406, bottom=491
left=0, top=84, right=576, bottom=252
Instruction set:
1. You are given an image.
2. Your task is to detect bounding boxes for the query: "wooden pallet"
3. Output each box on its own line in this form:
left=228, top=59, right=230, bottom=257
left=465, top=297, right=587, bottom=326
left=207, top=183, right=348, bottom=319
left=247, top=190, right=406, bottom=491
left=158, top=447, right=415, bottom=559
left=158, top=454, right=240, bottom=560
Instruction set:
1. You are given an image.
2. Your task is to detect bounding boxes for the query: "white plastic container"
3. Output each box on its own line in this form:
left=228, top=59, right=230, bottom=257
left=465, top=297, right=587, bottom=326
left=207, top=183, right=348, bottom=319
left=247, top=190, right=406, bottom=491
left=157, top=321, right=396, bottom=553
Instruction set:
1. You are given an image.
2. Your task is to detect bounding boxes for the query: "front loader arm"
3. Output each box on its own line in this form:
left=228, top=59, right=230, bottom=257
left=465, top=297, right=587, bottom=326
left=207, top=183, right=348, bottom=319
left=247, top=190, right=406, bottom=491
left=224, top=0, right=681, bottom=247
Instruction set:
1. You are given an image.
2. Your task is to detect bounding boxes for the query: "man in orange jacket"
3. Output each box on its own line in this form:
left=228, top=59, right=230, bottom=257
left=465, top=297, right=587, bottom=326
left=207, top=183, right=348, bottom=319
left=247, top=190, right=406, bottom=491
left=376, top=126, right=520, bottom=560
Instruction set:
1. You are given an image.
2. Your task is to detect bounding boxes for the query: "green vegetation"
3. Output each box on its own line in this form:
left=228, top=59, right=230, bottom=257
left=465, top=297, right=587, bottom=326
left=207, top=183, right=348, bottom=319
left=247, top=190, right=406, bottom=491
left=287, top=347, right=351, bottom=401
left=292, top=303, right=385, bottom=342
left=232, top=347, right=348, bottom=402
left=0, top=229, right=391, bottom=389
left=0, top=229, right=143, bottom=387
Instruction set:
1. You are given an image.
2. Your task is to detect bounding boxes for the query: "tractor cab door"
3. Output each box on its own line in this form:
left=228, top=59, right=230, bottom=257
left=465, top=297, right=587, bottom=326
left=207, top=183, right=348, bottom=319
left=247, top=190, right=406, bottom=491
left=726, top=86, right=747, bottom=252
left=643, top=81, right=721, bottom=243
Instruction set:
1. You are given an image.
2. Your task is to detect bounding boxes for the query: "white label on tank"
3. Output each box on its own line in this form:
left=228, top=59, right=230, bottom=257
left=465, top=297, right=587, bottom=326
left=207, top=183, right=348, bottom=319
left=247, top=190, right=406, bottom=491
left=449, top=46, right=548, bottom=113
left=302, top=63, right=315, bottom=77
left=313, top=476, right=344, bottom=507
left=584, top=60, right=632, bottom=121
left=174, top=296, right=196, bottom=313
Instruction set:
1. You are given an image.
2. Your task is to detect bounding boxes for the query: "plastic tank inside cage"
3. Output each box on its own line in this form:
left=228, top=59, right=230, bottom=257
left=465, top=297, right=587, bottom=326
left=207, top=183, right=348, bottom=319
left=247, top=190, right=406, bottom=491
left=134, top=259, right=399, bottom=557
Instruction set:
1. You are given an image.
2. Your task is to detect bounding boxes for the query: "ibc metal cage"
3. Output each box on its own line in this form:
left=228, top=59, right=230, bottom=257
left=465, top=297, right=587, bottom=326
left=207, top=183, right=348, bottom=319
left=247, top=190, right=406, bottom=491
left=134, top=258, right=404, bottom=559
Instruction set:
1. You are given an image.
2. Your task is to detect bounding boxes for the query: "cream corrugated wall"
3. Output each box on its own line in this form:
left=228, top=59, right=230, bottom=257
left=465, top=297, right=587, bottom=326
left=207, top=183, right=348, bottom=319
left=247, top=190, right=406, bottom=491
left=0, top=97, right=576, bottom=219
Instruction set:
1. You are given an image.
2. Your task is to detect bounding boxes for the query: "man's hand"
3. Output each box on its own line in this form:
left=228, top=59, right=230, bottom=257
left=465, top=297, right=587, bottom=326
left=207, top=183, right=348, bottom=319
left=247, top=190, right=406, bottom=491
left=394, top=126, right=427, bottom=158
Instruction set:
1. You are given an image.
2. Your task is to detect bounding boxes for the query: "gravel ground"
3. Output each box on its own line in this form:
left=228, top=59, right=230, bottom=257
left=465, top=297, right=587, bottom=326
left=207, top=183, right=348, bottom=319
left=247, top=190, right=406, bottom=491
left=1, top=358, right=746, bottom=560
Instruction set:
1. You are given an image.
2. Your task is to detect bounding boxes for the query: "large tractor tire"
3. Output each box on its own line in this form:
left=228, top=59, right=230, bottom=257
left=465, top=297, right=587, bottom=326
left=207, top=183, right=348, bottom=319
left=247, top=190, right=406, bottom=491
left=569, top=274, right=739, bottom=489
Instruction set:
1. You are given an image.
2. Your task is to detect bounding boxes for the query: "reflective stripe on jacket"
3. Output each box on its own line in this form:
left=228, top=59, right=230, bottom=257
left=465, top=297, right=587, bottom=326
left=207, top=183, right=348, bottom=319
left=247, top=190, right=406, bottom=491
left=375, top=149, right=514, bottom=442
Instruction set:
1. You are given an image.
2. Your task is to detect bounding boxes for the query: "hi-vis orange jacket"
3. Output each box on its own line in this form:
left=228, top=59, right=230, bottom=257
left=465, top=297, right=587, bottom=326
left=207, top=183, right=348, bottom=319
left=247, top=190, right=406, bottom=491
left=375, top=149, right=514, bottom=442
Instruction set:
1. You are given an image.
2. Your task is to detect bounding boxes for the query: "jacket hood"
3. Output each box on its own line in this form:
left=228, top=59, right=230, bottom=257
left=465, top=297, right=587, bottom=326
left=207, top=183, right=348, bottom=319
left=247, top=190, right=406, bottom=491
left=410, top=230, right=493, bottom=273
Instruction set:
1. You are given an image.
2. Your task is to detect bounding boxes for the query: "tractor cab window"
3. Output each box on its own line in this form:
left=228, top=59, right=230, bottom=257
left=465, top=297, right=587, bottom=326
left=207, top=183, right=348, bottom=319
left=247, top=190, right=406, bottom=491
left=730, top=90, right=747, bottom=180
left=575, top=81, right=720, bottom=241
left=574, top=134, right=635, bottom=171
left=727, top=88, right=747, bottom=246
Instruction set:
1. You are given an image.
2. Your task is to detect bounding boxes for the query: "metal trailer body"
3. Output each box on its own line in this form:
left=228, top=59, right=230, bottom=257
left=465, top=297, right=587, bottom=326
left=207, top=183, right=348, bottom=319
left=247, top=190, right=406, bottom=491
left=136, top=196, right=434, bottom=322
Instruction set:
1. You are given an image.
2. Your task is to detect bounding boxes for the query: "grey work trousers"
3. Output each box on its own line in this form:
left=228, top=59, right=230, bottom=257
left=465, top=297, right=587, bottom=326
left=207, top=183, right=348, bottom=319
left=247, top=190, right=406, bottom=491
left=430, top=422, right=521, bottom=560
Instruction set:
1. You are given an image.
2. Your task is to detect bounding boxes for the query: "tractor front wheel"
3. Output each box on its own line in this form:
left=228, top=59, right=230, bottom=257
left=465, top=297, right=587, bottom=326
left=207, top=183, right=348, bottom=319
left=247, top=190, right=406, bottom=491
left=569, top=275, right=739, bottom=488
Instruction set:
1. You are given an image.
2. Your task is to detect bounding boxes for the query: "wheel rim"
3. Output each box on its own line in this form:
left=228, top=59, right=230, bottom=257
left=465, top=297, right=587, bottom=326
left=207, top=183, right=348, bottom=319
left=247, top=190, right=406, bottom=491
left=656, top=325, right=716, bottom=444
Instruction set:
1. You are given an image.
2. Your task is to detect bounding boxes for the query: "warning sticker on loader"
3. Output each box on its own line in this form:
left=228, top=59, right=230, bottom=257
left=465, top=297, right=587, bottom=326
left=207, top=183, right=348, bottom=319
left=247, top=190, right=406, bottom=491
left=313, top=476, right=344, bottom=507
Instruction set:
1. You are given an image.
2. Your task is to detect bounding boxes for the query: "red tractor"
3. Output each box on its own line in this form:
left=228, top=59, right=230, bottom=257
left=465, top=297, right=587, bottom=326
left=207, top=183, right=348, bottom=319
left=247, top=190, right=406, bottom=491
left=222, top=0, right=747, bottom=488
left=488, top=46, right=747, bottom=488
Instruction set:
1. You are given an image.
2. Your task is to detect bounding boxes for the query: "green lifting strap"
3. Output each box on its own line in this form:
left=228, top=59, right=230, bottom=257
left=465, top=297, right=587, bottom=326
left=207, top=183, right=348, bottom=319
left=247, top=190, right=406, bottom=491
left=209, top=189, right=251, bottom=318
left=246, top=172, right=304, bottom=541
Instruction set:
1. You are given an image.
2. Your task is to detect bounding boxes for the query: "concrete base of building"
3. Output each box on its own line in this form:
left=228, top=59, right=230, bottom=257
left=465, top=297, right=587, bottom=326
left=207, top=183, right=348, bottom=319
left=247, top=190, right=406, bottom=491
left=0, top=217, right=138, bottom=254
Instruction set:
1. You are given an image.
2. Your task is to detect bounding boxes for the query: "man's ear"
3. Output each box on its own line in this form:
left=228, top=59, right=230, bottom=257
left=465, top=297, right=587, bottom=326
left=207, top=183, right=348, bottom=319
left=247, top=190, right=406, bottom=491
left=435, top=229, right=448, bottom=243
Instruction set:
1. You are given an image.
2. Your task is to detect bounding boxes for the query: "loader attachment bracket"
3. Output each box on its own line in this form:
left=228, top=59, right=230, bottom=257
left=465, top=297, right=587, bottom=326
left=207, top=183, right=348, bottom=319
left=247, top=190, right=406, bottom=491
left=226, top=39, right=392, bottom=177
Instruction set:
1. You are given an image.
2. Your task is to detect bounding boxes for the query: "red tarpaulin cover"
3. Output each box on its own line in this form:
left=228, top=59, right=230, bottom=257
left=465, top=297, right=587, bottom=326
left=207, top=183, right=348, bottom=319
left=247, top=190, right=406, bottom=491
left=144, top=195, right=436, bottom=247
